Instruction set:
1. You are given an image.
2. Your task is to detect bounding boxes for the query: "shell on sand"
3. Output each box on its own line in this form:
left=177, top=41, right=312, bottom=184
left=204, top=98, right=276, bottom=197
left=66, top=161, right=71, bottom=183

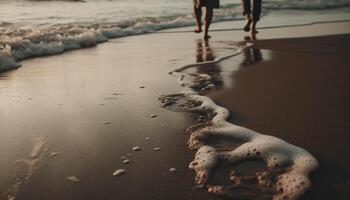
left=132, top=146, right=141, bottom=151
left=169, top=168, right=176, bottom=172
left=149, top=114, right=158, bottom=118
left=66, top=176, right=80, bottom=182
left=122, top=159, right=131, bottom=164
left=113, top=169, right=127, bottom=176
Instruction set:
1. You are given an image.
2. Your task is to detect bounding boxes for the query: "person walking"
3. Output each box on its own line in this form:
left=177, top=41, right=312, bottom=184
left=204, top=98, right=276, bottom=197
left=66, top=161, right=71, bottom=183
left=193, top=0, right=220, bottom=40
left=241, top=0, right=262, bottom=33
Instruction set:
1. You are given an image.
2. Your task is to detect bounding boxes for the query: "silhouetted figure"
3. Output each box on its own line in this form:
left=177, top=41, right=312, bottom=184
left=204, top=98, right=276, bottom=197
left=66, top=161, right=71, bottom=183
left=193, top=0, right=220, bottom=40
left=241, top=0, right=262, bottom=33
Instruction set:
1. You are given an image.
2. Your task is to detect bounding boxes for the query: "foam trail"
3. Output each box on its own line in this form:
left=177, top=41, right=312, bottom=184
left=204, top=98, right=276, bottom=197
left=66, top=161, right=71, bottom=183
left=161, top=43, right=319, bottom=200
left=4, top=135, right=49, bottom=200
left=0, top=9, right=243, bottom=73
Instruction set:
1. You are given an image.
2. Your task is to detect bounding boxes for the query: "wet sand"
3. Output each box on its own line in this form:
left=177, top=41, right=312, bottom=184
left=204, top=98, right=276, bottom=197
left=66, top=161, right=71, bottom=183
left=208, top=34, right=350, bottom=200
left=0, top=33, right=221, bottom=200
left=0, top=20, right=350, bottom=200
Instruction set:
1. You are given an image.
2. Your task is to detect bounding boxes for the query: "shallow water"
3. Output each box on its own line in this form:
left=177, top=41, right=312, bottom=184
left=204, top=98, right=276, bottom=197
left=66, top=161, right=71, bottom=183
left=1, top=16, right=350, bottom=199
left=1, top=0, right=349, bottom=26
left=1, top=0, right=350, bottom=71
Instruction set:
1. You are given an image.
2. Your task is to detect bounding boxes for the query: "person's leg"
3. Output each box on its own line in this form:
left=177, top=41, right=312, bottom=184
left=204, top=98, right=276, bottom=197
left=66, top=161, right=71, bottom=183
left=193, top=0, right=203, bottom=33
left=204, top=7, right=213, bottom=40
left=252, top=0, right=262, bottom=33
left=242, top=0, right=252, bottom=32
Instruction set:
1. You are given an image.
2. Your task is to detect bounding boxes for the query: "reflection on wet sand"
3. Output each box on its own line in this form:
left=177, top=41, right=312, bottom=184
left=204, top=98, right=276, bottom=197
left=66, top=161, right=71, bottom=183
left=241, top=36, right=263, bottom=68
left=195, top=39, right=223, bottom=90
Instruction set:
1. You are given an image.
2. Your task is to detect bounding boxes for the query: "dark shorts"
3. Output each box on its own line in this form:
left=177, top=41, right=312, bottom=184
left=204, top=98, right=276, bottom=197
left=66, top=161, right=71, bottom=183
left=193, top=0, right=220, bottom=9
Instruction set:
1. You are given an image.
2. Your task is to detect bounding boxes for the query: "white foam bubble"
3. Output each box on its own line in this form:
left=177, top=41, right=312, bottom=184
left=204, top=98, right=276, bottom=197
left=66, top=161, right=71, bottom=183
left=165, top=44, right=319, bottom=200
left=0, top=44, right=21, bottom=71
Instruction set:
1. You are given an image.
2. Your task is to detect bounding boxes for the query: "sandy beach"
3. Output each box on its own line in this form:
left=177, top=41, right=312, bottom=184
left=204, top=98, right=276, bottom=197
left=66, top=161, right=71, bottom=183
left=1, top=16, right=350, bottom=200
left=207, top=33, right=350, bottom=200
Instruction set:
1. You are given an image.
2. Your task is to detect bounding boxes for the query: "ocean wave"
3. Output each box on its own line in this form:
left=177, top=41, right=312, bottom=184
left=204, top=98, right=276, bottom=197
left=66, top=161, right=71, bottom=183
left=1, top=0, right=350, bottom=72
left=0, top=11, right=243, bottom=72
left=0, top=45, right=21, bottom=71
left=22, top=0, right=350, bottom=10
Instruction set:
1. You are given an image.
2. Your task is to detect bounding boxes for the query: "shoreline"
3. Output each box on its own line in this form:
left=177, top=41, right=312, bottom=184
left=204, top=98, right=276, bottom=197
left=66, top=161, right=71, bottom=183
left=0, top=20, right=350, bottom=200
left=1, top=15, right=350, bottom=73
left=206, top=34, right=350, bottom=199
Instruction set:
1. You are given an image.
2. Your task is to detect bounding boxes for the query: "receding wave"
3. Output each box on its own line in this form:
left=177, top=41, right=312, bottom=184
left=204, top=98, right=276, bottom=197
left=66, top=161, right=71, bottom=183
left=1, top=0, right=350, bottom=72
left=23, top=0, right=350, bottom=10
left=159, top=42, right=319, bottom=200
left=0, top=10, right=243, bottom=72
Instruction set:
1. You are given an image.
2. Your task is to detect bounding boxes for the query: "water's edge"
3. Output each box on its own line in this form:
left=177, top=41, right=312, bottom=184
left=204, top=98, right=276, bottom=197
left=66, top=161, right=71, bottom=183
left=1, top=18, right=350, bottom=73
left=160, top=44, right=319, bottom=200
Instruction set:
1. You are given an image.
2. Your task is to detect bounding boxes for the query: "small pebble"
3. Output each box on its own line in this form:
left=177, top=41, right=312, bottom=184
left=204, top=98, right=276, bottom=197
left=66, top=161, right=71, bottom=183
left=139, top=85, right=145, bottom=88
left=104, top=121, right=112, bottom=124
left=153, top=147, right=161, bottom=151
left=169, top=168, right=177, bottom=172
left=51, top=152, right=59, bottom=157
left=122, top=159, right=131, bottom=164
left=127, top=154, right=132, bottom=157
left=149, top=114, right=158, bottom=118
left=120, top=156, right=126, bottom=159
left=145, top=137, right=151, bottom=141
left=132, top=146, right=141, bottom=151
left=102, top=97, right=114, bottom=100
left=113, top=169, right=127, bottom=176
left=66, top=176, right=80, bottom=182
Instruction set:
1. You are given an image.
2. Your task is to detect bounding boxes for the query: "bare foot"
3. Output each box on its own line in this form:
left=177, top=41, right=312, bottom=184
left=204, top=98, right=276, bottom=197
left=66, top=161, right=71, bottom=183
left=244, top=19, right=252, bottom=32
left=194, top=28, right=202, bottom=33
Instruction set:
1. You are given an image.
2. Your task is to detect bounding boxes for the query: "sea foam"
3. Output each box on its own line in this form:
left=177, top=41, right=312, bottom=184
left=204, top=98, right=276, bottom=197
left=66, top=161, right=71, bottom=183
left=160, top=43, right=319, bottom=200
left=0, top=5, right=244, bottom=72
left=1, top=0, right=350, bottom=73
left=0, top=44, right=21, bottom=71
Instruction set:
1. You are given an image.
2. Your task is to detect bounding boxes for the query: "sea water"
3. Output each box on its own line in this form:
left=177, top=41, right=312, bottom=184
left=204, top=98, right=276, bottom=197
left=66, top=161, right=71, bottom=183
left=0, top=0, right=350, bottom=71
